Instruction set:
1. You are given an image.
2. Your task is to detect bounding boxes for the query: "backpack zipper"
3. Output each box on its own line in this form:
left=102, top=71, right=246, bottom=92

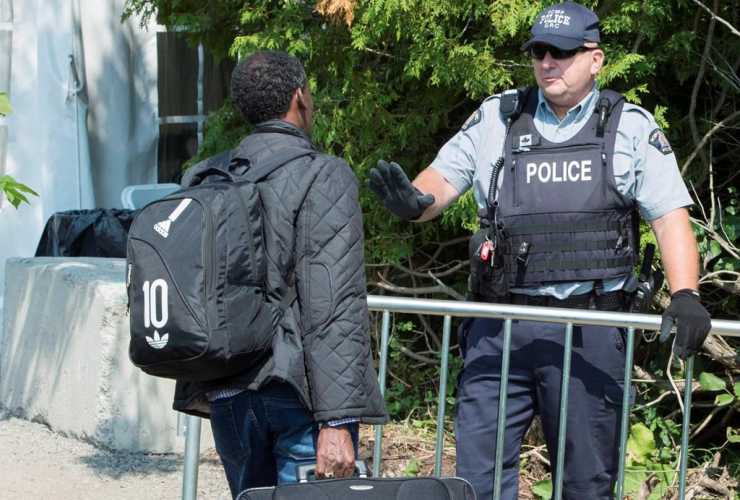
left=189, top=198, right=216, bottom=296
left=202, top=201, right=216, bottom=295
left=232, top=184, right=259, bottom=276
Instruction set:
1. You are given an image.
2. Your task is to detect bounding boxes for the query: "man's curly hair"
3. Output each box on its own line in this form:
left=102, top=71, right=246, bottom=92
left=231, top=50, right=307, bottom=125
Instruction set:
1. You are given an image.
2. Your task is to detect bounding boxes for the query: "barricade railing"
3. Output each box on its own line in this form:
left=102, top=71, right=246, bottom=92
left=179, top=295, right=740, bottom=500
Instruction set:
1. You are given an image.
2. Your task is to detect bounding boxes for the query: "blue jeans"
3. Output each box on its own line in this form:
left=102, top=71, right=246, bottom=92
left=209, top=382, right=358, bottom=499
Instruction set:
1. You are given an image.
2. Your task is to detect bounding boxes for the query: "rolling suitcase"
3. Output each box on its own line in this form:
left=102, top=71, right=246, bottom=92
left=236, top=460, right=476, bottom=500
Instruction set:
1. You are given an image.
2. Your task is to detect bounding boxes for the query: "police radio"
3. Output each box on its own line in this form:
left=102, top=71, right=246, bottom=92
left=499, top=89, right=523, bottom=121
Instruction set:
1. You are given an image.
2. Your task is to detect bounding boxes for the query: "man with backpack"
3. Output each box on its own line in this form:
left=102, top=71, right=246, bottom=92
left=169, top=50, right=388, bottom=497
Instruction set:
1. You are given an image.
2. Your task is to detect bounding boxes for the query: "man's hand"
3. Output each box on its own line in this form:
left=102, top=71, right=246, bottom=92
left=659, top=289, right=712, bottom=359
left=366, top=160, right=435, bottom=220
left=314, top=424, right=355, bottom=480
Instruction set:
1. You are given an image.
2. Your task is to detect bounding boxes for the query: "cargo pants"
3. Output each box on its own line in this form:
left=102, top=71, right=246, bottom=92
left=455, top=317, right=634, bottom=500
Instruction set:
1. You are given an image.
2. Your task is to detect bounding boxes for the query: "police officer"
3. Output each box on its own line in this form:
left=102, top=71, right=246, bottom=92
left=366, top=3, right=712, bottom=499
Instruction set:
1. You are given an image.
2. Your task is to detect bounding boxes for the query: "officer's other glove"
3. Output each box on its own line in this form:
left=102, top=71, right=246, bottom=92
left=366, top=160, right=435, bottom=221
left=659, top=289, right=712, bottom=360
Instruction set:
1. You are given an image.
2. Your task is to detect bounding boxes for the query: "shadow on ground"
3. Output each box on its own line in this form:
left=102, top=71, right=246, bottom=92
left=77, top=451, right=222, bottom=479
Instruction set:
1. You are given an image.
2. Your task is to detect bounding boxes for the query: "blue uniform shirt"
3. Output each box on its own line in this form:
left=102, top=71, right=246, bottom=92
left=430, top=83, right=693, bottom=298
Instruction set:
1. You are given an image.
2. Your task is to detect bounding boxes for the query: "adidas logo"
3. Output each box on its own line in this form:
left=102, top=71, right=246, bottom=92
left=154, top=219, right=171, bottom=238
left=146, top=331, right=169, bottom=349
left=153, top=198, right=192, bottom=239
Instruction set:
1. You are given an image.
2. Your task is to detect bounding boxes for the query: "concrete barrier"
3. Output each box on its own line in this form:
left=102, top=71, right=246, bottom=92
left=0, top=257, right=215, bottom=453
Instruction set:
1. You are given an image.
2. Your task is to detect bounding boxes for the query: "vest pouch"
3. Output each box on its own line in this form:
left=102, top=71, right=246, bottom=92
left=468, top=227, right=509, bottom=301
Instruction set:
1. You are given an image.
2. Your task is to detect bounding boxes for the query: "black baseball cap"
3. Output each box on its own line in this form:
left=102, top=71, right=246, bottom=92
left=520, top=2, right=600, bottom=51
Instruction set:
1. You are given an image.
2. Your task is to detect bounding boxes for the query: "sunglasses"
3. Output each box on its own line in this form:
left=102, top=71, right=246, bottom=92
left=528, top=45, right=597, bottom=60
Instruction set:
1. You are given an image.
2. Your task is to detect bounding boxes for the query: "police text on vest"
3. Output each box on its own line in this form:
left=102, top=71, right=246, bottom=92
left=526, top=160, right=592, bottom=183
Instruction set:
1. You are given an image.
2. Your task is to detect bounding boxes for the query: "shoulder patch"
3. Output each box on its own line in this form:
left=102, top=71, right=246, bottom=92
left=461, top=108, right=483, bottom=131
left=648, top=128, right=673, bottom=155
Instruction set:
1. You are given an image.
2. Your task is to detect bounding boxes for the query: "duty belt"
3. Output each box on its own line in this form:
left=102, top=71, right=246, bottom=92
left=509, top=290, right=626, bottom=311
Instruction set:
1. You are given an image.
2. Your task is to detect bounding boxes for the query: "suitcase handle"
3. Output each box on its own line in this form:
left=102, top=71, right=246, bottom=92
left=296, top=459, right=369, bottom=482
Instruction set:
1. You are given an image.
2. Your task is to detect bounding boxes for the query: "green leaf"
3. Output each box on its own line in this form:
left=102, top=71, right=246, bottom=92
left=0, top=175, right=38, bottom=208
left=0, top=92, right=11, bottom=116
left=715, top=394, right=734, bottom=406
left=402, top=457, right=420, bottom=477
left=623, top=471, right=649, bottom=496
left=734, top=382, right=740, bottom=399
left=727, top=427, right=740, bottom=444
left=709, top=240, right=723, bottom=259
left=627, top=423, right=655, bottom=465
left=653, top=105, right=669, bottom=130
left=532, top=478, right=553, bottom=499
left=699, top=372, right=727, bottom=392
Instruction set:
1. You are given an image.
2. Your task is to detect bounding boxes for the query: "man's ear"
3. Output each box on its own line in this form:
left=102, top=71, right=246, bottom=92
left=295, top=87, right=309, bottom=111
left=590, top=49, right=605, bottom=76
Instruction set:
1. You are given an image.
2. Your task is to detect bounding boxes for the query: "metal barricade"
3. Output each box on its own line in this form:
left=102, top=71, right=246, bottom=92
left=180, top=295, right=740, bottom=500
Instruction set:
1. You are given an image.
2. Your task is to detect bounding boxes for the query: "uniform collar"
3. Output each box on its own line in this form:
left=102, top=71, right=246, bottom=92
left=537, top=82, right=599, bottom=124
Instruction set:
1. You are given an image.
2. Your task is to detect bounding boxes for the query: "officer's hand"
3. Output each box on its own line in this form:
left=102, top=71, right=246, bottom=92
left=315, top=424, right=355, bottom=480
left=366, top=160, right=435, bottom=221
left=659, top=289, right=711, bottom=360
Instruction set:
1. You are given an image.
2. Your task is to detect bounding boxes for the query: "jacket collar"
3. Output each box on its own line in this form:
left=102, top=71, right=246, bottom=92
left=252, top=119, right=315, bottom=145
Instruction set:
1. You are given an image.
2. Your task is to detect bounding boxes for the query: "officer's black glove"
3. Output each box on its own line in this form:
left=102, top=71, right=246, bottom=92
left=659, top=289, right=712, bottom=360
left=366, top=160, right=435, bottom=221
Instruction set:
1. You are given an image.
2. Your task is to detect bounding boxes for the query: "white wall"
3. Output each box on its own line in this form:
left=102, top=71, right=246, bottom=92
left=0, top=0, right=158, bottom=333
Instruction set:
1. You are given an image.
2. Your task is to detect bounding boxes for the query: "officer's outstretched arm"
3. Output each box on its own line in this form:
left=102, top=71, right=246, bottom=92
left=366, top=161, right=460, bottom=222
left=411, top=167, right=462, bottom=222
left=651, top=208, right=711, bottom=359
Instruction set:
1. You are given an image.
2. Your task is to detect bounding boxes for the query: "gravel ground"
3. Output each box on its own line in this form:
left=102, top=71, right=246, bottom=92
left=0, top=412, right=448, bottom=500
left=0, top=412, right=231, bottom=500
left=3, top=410, right=735, bottom=500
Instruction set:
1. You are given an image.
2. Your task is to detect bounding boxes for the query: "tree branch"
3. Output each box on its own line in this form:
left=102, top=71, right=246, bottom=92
left=427, top=271, right=465, bottom=301
left=690, top=216, right=740, bottom=260
left=667, top=352, right=685, bottom=414
left=418, top=236, right=469, bottom=270
left=390, top=260, right=468, bottom=279
left=399, top=346, right=441, bottom=365
left=632, top=364, right=703, bottom=392
left=371, top=281, right=465, bottom=300
left=689, top=0, right=740, bottom=37
left=418, top=314, right=442, bottom=350
left=364, top=47, right=409, bottom=62
left=686, top=0, right=718, bottom=183
left=691, top=401, right=739, bottom=446
left=709, top=55, right=740, bottom=121
left=681, top=110, right=740, bottom=175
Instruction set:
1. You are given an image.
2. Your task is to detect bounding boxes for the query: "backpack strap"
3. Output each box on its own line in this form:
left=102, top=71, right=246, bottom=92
left=181, top=147, right=316, bottom=188
left=242, top=147, right=316, bottom=183
left=245, top=146, right=316, bottom=316
left=180, top=149, right=234, bottom=188
left=275, top=287, right=298, bottom=315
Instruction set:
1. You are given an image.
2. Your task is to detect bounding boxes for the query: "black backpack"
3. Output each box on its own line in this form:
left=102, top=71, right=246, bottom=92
left=126, top=147, right=314, bottom=381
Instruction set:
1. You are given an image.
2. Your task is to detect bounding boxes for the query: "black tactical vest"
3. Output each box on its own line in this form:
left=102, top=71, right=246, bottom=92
left=496, top=89, right=639, bottom=288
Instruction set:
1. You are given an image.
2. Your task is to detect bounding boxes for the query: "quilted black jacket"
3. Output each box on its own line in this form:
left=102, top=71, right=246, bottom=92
left=172, top=120, right=389, bottom=425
